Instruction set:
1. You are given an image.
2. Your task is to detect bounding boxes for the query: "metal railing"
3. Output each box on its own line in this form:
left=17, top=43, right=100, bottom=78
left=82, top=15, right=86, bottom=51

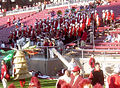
left=0, top=6, right=41, bottom=17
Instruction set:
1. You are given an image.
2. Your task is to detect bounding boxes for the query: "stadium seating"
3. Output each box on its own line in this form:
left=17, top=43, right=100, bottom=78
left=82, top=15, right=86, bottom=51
left=0, top=2, right=120, bottom=51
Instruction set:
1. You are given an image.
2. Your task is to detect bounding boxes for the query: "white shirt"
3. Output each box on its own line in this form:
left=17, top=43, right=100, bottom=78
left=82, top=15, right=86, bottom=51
left=56, top=75, right=71, bottom=88
left=58, top=75, right=71, bottom=83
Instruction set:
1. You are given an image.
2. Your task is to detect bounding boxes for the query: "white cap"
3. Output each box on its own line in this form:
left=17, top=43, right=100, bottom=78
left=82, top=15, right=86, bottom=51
left=91, top=11, right=94, bottom=13
left=110, top=10, right=113, bottom=13
left=26, top=38, right=30, bottom=41
left=75, top=22, right=78, bottom=24
left=102, top=10, right=105, bottom=12
left=51, top=38, right=55, bottom=41
left=41, top=39, right=44, bottom=41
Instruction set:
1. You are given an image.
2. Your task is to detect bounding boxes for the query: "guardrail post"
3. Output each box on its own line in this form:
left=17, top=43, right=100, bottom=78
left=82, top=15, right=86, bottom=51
left=82, top=49, right=83, bottom=59
left=47, top=47, right=49, bottom=60
left=103, top=51, right=106, bottom=79
left=77, top=39, right=80, bottom=47
left=81, top=49, right=85, bottom=78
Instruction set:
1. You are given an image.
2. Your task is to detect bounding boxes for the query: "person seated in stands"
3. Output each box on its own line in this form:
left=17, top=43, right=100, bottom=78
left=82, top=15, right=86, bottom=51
left=117, top=33, right=120, bottom=42
left=56, top=70, right=71, bottom=88
left=104, top=33, right=112, bottom=42
left=111, top=34, right=119, bottom=43
left=28, top=72, right=41, bottom=88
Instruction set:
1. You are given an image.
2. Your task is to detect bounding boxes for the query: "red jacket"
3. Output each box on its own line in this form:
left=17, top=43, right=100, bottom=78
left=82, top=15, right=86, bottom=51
left=89, top=57, right=95, bottom=68
left=29, top=76, right=41, bottom=88
left=70, top=74, right=83, bottom=88
left=1, top=64, right=7, bottom=79
left=81, top=31, right=87, bottom=41
left=107, top=74, right=120, bottom=88
left=64, top=27, right=67, bottom=35
left=86, top=18, right=91, bottom=27
left=73, top=27, right=77, bottom=37
left=57, top=80, right=66, bottom=88
left=111, top=13, right=114, bottom=20
left=78, top=27, right=81, bottom=37
left=81, top=23, right=85, bottom=32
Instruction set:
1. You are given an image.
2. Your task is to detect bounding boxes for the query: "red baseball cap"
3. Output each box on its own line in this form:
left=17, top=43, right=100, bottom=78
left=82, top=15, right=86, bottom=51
left=72, top=66, right=80, bottom=72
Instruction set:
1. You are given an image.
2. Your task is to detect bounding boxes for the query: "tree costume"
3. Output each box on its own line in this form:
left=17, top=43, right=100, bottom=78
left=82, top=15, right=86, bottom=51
left=13, top=50, right=31, bottom=80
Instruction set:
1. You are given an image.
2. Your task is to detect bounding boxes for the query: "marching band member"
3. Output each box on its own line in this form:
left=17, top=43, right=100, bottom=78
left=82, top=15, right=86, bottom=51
left=81, top=30, right=87, bottom=47
left=106, top=10, right=111, bottom=25
left=96, top=15, right=101, bottom=27
left=86, top=15, right=91, bottom=29
left=94, top=10, right=99, bottom=18
left=70, top=66, right=83, bottom=88
left=7, top=17, right=11, bottom=26
left=110, top=10, right=114, bottom=24
left=102, top=10, right=106, bottom=25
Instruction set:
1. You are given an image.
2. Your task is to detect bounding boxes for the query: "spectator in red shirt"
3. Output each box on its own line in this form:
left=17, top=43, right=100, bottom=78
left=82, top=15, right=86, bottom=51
left=1, top=60, right=8, bottom=88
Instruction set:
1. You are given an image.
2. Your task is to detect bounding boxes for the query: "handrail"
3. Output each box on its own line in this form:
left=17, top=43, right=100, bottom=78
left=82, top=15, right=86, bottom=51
left=0, top=6, right=41, bottom=17
left=73, top=48, right=120, bottom=52
left=36, top=46, right=59, bottom=48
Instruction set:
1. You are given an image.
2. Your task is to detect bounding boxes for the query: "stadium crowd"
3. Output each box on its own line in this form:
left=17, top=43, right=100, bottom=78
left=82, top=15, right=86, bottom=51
left=5, top=5, right=114, bottom=50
